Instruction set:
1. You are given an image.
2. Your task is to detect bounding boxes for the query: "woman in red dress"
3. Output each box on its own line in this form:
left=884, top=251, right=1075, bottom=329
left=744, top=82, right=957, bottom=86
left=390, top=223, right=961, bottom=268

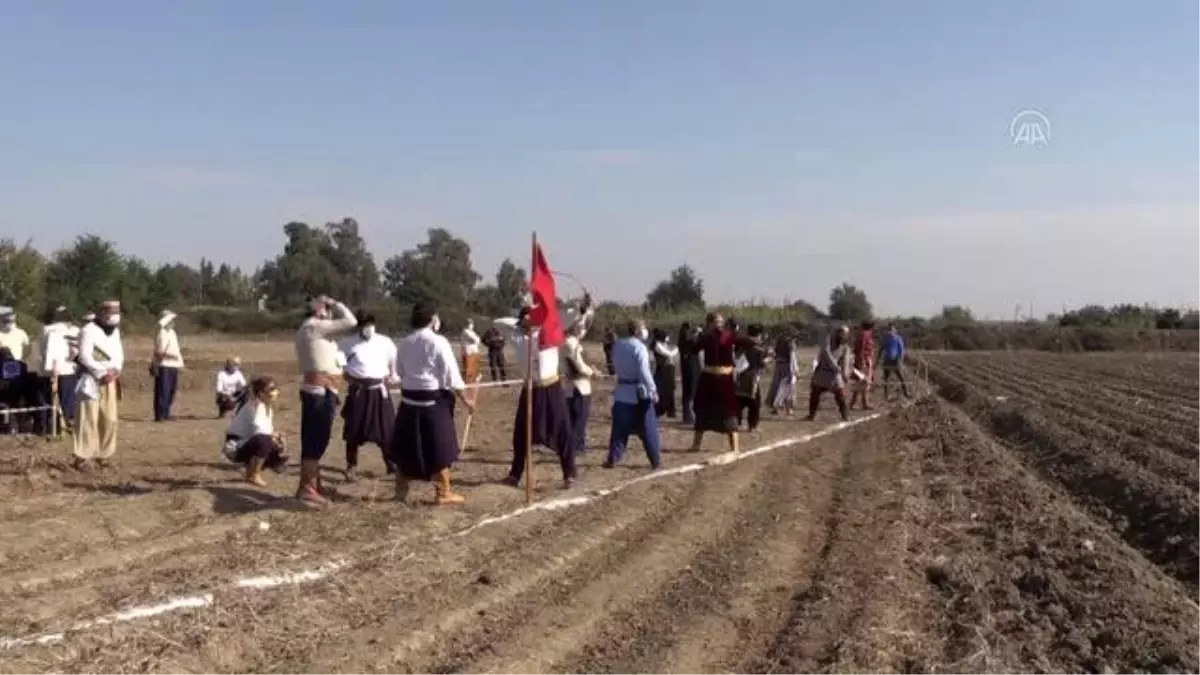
left=689, top=312, right=743, bottom=453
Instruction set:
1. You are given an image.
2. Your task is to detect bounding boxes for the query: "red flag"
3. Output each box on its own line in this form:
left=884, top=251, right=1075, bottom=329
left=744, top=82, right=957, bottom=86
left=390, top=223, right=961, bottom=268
left=527, top=240, right=564, bottom=349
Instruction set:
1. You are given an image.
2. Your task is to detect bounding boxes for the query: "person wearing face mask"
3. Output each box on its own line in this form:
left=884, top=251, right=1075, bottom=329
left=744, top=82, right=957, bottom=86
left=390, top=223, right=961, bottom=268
left=293, top=295, right=357, bottom=504
left=807, top=324, right=852, bottom=422
left=0, top=307, right=31, bottom=362
left=73, top=300, right=125, bottom=470
left=39, top=306, right=80, bottom=433
left=391, top=303, right=475, bottom=505
left=497, top=305, right=577, bottom=489
left=460, top=318, right=483, bottom=383
left=222, top=376, right=288, bottom=487
left=605, top=319, right=662, bottom=471
left=338, top=313, right=399, bottom=482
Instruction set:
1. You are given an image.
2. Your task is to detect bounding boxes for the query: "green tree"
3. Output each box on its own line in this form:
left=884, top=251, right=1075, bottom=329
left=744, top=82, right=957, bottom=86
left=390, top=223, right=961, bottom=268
left=324, top=217, right=380, bottom=308
left=44, top=235, right=127, bottom=313
left=645, top=265, right=705, bottom=311
left=827, top=282, right=873, bottom=322
left=382, top=228, right=481, bottom=311
left=0, top=239, right=47, bottom=318
left=938, top=304, right=976, bottom=325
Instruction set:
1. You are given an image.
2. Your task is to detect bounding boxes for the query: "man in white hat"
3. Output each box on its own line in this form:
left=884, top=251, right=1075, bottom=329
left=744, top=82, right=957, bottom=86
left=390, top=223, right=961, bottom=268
left=151, top=309, right=185, bottom=422
left=38, top=305, right=80, bottom=433
left=74, top=300, right=124, bottom=469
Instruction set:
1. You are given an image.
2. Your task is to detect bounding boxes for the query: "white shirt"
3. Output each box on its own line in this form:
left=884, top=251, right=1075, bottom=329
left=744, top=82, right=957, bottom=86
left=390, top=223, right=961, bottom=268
left=653, top=341, right=680, bottom=362
left=216, top=369, right=247, bottom=397
left=341, top=333, right=398, bottom=380
left=563, top=335, right=595, bottom=396
left=227, top=400, right=274, bottom=445
left=39, top=323, right=78, bottom=376
left=461, top=327, right=482, bottom=356
left=397, top=327, right=466, bottom=392
left=512, top=334, right=560, bottom=382
left=154, top=327, right=185, bottom=369
left=0, top=326, right=31, bottom=362
left=76, top=322, right=124, bottom=379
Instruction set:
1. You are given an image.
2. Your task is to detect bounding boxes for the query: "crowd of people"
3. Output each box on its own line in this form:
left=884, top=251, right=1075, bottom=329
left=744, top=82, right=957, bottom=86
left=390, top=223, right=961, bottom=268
left=0, top=295, right=914, bottom=508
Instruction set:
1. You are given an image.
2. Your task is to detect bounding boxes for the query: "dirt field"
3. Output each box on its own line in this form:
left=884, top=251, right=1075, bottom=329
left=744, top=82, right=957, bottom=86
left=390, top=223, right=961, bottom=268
left=0, top=339, right=1196, bottom=673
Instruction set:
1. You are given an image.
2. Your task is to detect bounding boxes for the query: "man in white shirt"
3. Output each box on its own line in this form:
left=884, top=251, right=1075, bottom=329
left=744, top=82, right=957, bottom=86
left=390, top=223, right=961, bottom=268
left=460, top=319, right=483, bottom=384
left=215, top=357, right=247, bottom=417
left=293, top=295, right=357, bottom=504
left=563, top=317, right=596, bottom=456
left=0, top=307, right=31, bottom=362
left=151, top=310, right=185, bottom=422
left=390, top=303, right=475, bottom=505
left=74, top=300, right=124, bottom=470
left=38, top=306, right=80, bottom=433
left=338, top=313, right=399, bottom=482
left=0, top=307, right=35, bottom=434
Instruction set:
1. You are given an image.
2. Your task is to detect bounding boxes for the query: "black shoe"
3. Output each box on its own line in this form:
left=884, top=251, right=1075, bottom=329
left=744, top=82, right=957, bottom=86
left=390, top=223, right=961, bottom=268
left=601, top=461, right=615, bottom=469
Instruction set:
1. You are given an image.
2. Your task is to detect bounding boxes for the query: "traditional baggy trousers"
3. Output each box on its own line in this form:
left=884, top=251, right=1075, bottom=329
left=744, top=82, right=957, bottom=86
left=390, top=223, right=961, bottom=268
left=300, top=388, right=339, bottom=461
left=75, top=380, right=118, bottom=460
left=607, top=399, right=662, bottom=468
left=567, top=389, right=591, bottom=454
left=153, top=366, right=180, bottom=421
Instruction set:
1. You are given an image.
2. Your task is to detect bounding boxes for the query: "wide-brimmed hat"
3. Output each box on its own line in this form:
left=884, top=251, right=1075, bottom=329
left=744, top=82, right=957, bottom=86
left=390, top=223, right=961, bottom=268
left=158, top=309, right=177, bottom=327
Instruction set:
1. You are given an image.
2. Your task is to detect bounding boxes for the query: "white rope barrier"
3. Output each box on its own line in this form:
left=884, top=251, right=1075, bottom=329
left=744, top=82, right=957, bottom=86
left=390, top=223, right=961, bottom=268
left=0, top=405, right=55, bottom=415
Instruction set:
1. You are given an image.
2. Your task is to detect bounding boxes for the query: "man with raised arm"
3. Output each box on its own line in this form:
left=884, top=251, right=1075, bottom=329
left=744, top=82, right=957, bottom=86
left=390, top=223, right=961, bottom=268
left=293, top=295, right=356, bottom=504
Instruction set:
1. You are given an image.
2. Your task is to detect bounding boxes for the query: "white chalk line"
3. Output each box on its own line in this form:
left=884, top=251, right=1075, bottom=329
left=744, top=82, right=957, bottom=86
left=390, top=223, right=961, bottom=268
left=0, top=408, right=890, bottom=652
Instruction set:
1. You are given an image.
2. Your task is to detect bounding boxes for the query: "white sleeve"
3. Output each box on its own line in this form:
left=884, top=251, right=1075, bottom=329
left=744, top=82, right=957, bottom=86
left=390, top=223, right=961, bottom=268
left=76, top=326, right=106, bottom=379
left=438, top=338, right=466, bottom=391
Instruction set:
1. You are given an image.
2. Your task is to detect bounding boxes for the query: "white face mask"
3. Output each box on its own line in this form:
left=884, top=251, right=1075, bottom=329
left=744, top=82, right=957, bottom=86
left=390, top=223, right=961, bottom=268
left=362, top=325, right=376, bottom=339
left=0, top=322, right=12, bottom=333
left=105, top=314, right=121, bottom=327
left=637, top=327, right=649, bottom=341
left=431, top=316, right=441, bottom=333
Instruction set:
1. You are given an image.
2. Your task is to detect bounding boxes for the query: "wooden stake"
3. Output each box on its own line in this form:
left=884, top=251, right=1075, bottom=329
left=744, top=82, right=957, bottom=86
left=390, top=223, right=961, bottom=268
left=51, top=375, right=59, bottom=438
left=525, top=231, right=537, bottom=506
left=459, top=373, right=483, bottom=451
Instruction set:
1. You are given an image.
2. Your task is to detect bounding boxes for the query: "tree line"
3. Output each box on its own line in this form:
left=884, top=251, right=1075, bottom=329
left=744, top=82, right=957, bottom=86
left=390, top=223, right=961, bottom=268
left=0, top=219, right=1195, bottom=349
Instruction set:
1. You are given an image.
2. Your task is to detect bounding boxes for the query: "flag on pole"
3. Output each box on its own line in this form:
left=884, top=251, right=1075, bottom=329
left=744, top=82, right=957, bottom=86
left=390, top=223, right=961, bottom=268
left=527, top=240, right=565, bottom=349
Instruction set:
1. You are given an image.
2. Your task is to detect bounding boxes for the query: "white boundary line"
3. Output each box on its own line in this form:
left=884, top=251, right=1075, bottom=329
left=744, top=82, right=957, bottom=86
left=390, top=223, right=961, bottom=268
left=0, top=409, right=890, bottom=652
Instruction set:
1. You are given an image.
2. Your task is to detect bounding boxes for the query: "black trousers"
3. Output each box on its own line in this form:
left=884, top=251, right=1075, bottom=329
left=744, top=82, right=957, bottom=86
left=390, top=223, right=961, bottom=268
left=880, top=360, right=912, bottom=398
left=153, top=367, right=180, bottom=421
left=737, top=392, right=761, bottom=431
left=300, top=389, right=338, bottom=460
left=679, top=360, right=699, bottom=423
left=488, top=350, right=507, bottom=381
left=808, top=385, right=848, bottom=421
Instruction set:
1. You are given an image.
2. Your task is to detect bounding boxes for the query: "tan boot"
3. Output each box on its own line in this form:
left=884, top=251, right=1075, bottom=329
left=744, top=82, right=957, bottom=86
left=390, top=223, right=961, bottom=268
left=729, top=431, right=740, bottom=453
left=295, top=460, right=328, bottom=505
left=434, top=468, right=465, bottom=506
left=395, top=473, right=411, bottom=502
left=245, top=456, right=268, bottom=487
left=689, top=431, right=703, bottom=453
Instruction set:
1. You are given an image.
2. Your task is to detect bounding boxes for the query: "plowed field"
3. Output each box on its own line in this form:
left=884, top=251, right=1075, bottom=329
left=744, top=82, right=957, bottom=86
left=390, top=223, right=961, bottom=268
left=0, top=341, right=1195, bottom=673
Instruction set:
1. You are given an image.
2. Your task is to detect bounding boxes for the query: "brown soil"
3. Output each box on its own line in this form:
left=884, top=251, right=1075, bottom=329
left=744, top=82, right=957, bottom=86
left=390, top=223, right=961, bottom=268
left=0, top=343, right=1195, bottom=673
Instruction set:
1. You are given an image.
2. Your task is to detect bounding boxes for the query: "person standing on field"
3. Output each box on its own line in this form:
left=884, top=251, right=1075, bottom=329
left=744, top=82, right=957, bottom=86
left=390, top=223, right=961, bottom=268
left=339, top=312, right=399, bottom=482
left=74, top=300, right=124, bottom=470
left=677, top=322, right=701, bottom=425
left=848, top=320, right=875, bottom=411
left=39, top=306, right=80, bottom=432
left=482, top=325, right=508, bottom=382
left=876, top=323, right=912, bottom=400
left=151, top=310, right=185, bottom=422
left=460, top=318, right=483, bottom=382
left=563, top=310, right=597, bottom=455
left=807, top=324, right=851, bottom=422
left=605, top=319, right=662, bottom=471
left=293, top=295, right=357, bottom=504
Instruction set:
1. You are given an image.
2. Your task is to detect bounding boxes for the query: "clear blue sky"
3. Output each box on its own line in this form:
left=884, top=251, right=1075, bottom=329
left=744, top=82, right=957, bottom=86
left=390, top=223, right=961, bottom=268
left=1, top=0, right=1196, bottom=317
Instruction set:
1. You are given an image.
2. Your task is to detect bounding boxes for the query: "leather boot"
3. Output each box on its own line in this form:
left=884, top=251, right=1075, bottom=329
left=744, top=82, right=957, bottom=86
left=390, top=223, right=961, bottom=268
left=395, top=472, right=411, bottom=502
left=296, top=460, right=328, bottom=505
left=434, top=468, right=465, bottom=506
left=728, top=431, right=740, bottom=453
left=245, top=456, right=268, bottom=487
left=689, top=431, right=703, bottom=453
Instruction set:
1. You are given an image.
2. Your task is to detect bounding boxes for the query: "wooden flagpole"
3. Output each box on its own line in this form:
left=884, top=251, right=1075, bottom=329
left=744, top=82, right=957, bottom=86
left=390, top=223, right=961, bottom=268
left=459, top=372, right=483, bottom=450
left=524, top=231, right=537, bottom=505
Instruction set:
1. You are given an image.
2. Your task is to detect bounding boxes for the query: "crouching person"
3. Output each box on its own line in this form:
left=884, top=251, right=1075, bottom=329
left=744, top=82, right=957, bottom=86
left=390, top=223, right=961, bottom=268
left=215, top=357, right=246, bottom=417
left=222, top=376, right=289, bottom=486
